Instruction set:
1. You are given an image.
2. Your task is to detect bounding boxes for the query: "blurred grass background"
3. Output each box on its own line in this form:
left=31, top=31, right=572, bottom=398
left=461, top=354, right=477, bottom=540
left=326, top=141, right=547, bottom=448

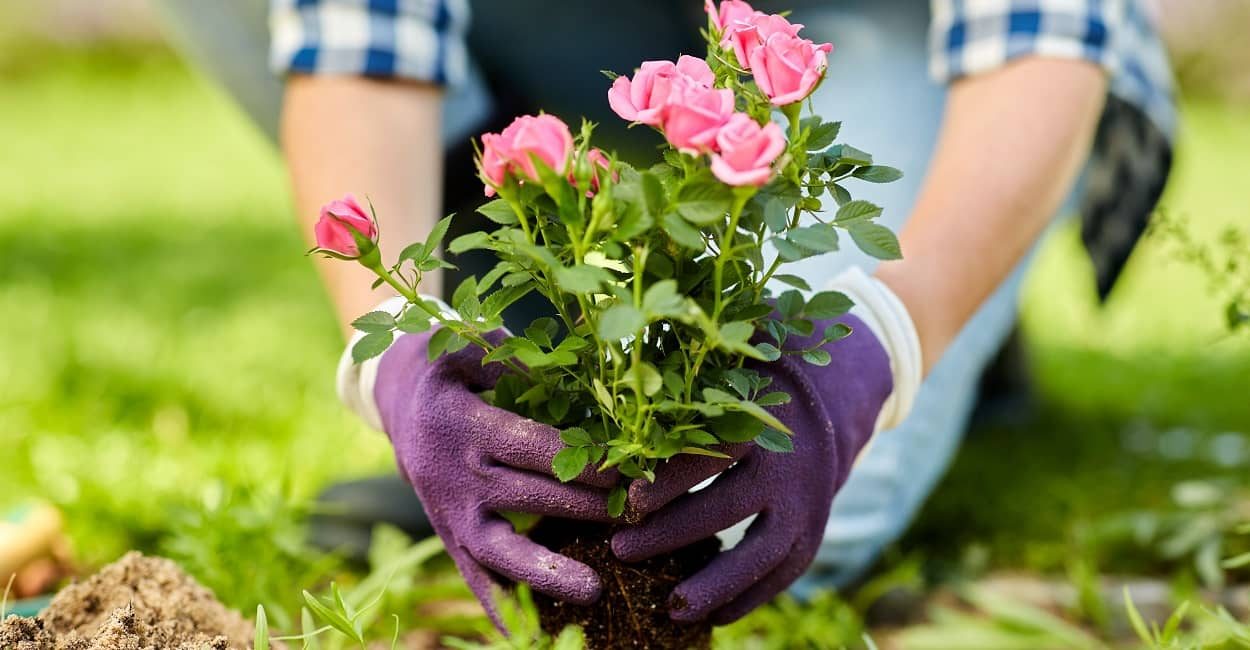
left=0, top=0, right=1247, bottom=634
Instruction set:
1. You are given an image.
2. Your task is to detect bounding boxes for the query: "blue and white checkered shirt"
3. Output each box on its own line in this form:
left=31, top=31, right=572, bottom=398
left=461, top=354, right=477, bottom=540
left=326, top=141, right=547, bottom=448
left=930, top=0, right=1176, bottom=138
left=271, top=0, right=1175, bottom=141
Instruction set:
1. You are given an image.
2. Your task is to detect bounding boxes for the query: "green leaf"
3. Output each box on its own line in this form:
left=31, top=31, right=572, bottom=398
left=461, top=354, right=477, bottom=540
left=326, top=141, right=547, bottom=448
left=772, top=237, right=814, bottom=262
left=608, top=486, right=627, bottom=518
left=426, top=327, right=456, bottom=361
left=788, top=224, right=839, bottom=253
left=802, top=348, right=832, bottom=366
left=709, top=412, right=765, bottom=443
left=548, top=392, right=571, bottom=421
left=756, top=391, right=791, bottom=406
left=352, top=331, right=394, bottom=363
left=755, top=342, right=782, bottom=361
left=848, top=222, right=903, bottom=260
left=524, top=317, right=557, bottom=349
left=676, top=182, right=733, bottom=224
left=641, top=171, right=666, bottom=217
left=777, top=290, right=805, bottom=319
left=556, top=265, right=612, bottom=293
left=763, top=197, right=791, bottom=232
left=732, top=399, right=792, bottom=434
left=829, top=182, right=852, bottom=206
left=552, top=446, right=590, bottom=483
left=852, top=165, right=903, bottom=183
left=756, top=427, right=794, bottom=453
left=828, top=144, right=873, bottom=166
left=805, top=291, right=853, bottom=319
left=642, top=280, right=685, bottom=317
left=719, top=321, right=754, bottom=345
left=823, top=322, right=853, bottom=342
left=560, top=427, right=593, bottom=447
left=592, top=378, right=615, bottom=414
left=395, top=308, right=432, bottom=334
left=480, top=283, right=533, bottom=319
left=807, top=120, right=841, bottom=150
left=633, top=361, right=664, bottom=396
left=448, top=231, right=491, bottom=254
left=598, top=304, right=645, bottom=340
left=1123, top=587, right=1153, bottom=644
left=679, top=446, right=732, bottom=459
left=425, top=214, right=454, bottom=254
left=451, top=276, right=478, bottom=313
left=476, top=198, right=518, bottom=224
left=303, top=590, right=362, bottom=643
left=685, top=430, right=720, bottom=446
left=660, top=211, right=705, bottom=250
left=702, top=387, right=738, bottom=404
left=772, top=274, right=811, bottom=291
left=834, top=200, right=883, bottom=224
left=254, top=605, right=269, bottom=650
left=351, top=310, right=396, bottom=334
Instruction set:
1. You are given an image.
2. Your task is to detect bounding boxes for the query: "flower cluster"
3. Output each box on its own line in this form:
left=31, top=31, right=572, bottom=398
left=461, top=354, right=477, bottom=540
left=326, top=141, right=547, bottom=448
left=605, top=0, right=831, bottom=187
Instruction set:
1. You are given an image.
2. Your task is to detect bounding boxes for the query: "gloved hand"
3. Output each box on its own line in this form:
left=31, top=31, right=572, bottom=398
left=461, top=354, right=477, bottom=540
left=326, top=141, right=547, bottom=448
left=611, top=269, right=921, bottom=624
left=347, top=317, right=619, bottom=622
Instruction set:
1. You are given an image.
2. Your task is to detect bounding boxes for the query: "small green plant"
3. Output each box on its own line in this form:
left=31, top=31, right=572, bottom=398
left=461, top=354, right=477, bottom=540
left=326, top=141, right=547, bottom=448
left=442, top=584, right=584, bottom=650
left=1150, top=212, right=1250, bottom=336
left=313, top=10, right=902, bottom=514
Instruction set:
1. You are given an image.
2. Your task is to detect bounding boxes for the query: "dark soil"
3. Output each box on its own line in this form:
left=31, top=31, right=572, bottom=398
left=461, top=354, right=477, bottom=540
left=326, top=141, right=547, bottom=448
left=530, top=520, right=719, bottom=650
left=0, top=552, right=254, bottom=650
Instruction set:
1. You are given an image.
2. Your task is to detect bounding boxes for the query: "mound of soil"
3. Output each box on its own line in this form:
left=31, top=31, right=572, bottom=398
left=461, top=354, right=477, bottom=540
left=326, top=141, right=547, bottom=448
left=0, top=552, right=254, bottom=650
left=530, top=520, right=719, bottom=650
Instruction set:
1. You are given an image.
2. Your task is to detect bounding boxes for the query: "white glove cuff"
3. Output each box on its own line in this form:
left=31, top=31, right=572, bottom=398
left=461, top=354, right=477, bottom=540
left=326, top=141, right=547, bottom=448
left=335, top=295, right=457, bottom=432
left=826, top=266, right=923, bottom=433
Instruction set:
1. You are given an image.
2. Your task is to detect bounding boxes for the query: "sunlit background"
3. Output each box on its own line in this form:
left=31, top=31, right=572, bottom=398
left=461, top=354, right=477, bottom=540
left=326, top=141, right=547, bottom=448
left=1, top=1, right=1248, bottom=646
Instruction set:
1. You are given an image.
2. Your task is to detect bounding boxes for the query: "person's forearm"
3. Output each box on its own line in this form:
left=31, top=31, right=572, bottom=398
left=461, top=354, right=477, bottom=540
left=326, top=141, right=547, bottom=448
left=282, top=75, right=445, bottom=337
left=875, top=58, right=1107, bottom=373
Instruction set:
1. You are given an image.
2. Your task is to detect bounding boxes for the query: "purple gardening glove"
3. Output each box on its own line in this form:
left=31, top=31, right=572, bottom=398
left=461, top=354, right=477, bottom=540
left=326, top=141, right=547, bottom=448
left=610, top=314, right=893, bottom=624
left=373, top=328, right=618, bottom=621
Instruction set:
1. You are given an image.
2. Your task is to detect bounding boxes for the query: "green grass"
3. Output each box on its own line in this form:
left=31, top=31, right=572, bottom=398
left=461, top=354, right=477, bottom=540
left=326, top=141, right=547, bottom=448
left=2, top=47, right=1248, bottom=645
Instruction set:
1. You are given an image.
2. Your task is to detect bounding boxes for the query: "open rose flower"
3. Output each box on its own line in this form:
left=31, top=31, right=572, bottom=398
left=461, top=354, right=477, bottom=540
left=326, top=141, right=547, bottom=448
left=704, top=0, right=757, bottom=33
left=661, top=84, right=735, bottom=154
left=710, top=113, right=786, bottom=186
left=479, top=114, right=575, bottom=196
left=314, top=194, right=377, bottom=258
left=722, top=12, right=804, bottom=71
left=750, top=32, right=832, bottom=106
left=608, top=56, right=715, bottom=126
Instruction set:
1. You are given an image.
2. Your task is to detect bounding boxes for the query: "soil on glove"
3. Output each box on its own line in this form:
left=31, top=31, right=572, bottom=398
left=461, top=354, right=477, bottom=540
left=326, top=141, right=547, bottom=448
left=530, top=520, right=719, bottom=650
left=0, top=552, right=254, bottom=650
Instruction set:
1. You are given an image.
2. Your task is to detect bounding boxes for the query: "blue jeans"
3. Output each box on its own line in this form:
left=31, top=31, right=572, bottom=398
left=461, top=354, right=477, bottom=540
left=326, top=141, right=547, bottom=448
left=159, top=0, right=1046, bottom=589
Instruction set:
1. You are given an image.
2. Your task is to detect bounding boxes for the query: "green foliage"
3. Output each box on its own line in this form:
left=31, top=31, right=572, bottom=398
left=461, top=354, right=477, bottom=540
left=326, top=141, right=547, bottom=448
left=344, top=57, right=904, bottom=498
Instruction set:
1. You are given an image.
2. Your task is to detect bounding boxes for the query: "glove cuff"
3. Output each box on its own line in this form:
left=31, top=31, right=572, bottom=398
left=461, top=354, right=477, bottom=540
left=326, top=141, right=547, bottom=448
left=335, top=294, right=457, bottom=431
left=825, top=266, right=923, bottom=433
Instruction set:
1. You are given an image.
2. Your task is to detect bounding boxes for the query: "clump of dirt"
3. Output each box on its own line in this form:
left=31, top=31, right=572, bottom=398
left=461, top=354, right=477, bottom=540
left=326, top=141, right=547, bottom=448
left=0, top=552, right=255, bottom=650
left=530, top=520, right=718, bottom=650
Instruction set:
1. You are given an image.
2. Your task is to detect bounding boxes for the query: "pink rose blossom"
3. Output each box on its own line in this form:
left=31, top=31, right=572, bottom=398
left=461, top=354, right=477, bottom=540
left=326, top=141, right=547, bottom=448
left=477, top=114, right=575, bottom=196
left=661, top=84, right=735, bottom=154
left=704, top=0, right=757, bottom=33
left=314, top=194, right=377, bottom=258
left=710, top=113, right=786, bottom=186
left=749, top=33, right=832, bottom=106
left=608, top=56, right=715, bottom=126
left=721, top=12, right=803, bottom=71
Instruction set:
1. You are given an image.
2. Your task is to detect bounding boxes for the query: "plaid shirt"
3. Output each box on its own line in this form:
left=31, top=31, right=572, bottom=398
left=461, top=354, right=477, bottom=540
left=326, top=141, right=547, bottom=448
left=270, top=0, right=1175, bottom=141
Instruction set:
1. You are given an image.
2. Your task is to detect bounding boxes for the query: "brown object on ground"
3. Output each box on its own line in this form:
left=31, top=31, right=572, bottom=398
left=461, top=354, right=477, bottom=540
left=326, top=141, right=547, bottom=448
left=530, top=519, right=719, bottom=650
left=0, top=551, right=254, bottom=650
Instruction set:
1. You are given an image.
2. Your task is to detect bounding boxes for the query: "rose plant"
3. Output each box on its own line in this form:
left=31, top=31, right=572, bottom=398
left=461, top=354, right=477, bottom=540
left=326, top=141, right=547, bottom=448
left=311, top=0, right=903, bottom=640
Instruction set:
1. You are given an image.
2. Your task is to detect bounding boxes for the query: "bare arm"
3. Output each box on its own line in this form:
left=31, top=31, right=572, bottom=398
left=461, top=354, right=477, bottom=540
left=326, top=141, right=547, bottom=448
left=281, top=76, right=445, bottom=337
left=875, top=58, right=1107, bottom=373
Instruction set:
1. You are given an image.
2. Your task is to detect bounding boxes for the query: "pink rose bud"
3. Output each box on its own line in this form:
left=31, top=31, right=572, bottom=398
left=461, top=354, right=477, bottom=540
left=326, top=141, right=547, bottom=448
left=581, top=148, right=616, bottom=195
left=705, top=0, right=758, bottom=33
left=314, top=194, right=378, bottom=258
left=710, top=113, right=786, bottom=187
left=721, top=13, right=803, bottom=71
left=661, top=84, right=735, bottom=154
left=749, top=33, right=833, bottom=106
left=477, top=114, right=575, bottom=196
left=608, top=56, right=715, bottom=126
